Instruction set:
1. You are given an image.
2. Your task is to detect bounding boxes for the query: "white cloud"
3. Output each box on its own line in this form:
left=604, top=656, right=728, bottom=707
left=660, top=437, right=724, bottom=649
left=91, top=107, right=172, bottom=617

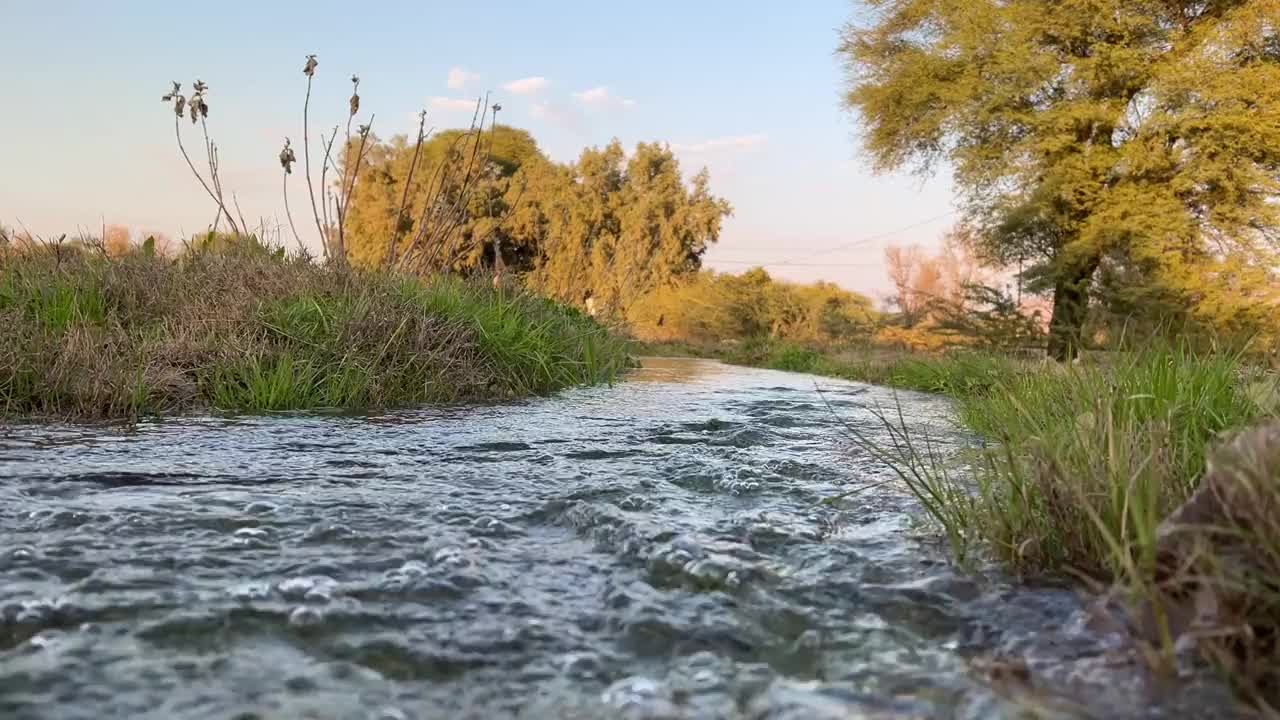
left=571, top=86, right=637, bottom=110
left=429, top=96, right=481, bottom=112
left=672, top=133, right=768, bottom=154
left=503, top=76, right=548, bottom=95
left=530, top=101, right=587, bottom=135
left=446, top=67, right=478, bottom=90
left=573, top=86, right=610, bottom=106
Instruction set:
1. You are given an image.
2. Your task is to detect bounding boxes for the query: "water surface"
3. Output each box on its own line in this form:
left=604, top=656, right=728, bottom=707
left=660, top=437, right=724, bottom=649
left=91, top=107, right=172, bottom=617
left=0, top=358, right=1241, bottom=719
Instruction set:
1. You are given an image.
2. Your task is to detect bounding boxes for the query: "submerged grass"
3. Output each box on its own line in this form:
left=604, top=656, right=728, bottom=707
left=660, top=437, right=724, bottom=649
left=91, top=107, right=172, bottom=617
left=0, top=247, right=628, bottom=420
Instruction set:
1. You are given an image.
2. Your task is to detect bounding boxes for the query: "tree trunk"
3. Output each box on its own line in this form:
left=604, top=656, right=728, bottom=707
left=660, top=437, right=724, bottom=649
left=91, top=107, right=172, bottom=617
left=1046, top=256, right=1099, bottom=362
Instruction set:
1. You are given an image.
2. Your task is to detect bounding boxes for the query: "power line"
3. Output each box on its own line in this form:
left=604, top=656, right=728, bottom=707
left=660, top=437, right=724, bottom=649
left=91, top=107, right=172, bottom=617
left=707, top=259, right=882, bottom=268
left=784, top=209, right=959, bottom=262
left=712, top=209, right=960, bottom=269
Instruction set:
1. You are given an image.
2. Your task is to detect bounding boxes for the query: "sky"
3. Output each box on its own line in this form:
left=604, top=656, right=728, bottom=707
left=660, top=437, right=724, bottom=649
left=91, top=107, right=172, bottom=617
left=0, top=0, right=956, bottom=298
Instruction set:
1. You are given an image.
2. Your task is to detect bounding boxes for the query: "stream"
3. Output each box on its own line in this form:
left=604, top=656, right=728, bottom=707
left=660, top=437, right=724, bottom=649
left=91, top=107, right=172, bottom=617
left=0, top=358, right=1243, bottom=719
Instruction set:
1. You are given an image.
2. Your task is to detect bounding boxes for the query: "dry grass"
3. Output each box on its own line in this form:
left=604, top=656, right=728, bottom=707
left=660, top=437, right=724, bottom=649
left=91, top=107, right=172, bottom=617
left=0, top=240, right=627, bottom=420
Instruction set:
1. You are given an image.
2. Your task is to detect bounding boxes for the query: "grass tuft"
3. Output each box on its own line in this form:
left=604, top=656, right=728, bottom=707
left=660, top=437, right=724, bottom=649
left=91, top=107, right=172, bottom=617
left=0, top=245, right=628, bottom=420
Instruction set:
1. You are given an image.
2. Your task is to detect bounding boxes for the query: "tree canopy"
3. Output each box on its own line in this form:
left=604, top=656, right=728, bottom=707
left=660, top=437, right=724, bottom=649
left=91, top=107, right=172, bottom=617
left=343, top=129, right=731, bottom=319
left=627, top=267, right=879, bottom=347
left=840, top=0, right=1280, bottom=358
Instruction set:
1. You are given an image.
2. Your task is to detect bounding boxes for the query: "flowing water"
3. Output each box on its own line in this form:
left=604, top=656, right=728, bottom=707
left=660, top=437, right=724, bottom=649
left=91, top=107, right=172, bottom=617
left=0, top=358, right=1244, bottom=719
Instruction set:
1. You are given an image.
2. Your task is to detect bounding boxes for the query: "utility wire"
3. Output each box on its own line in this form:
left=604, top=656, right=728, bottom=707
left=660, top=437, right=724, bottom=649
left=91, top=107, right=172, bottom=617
left=706, top=209, right=959, bottom=269
left=708, top=259, right=882, bottom=268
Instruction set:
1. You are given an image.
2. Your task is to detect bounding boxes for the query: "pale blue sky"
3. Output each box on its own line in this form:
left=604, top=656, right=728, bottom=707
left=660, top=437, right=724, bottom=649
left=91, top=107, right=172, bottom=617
left=0, top=0, right=955, bottom=296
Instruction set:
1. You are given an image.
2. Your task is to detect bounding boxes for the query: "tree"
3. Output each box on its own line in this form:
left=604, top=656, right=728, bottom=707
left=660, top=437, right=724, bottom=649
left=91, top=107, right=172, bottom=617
left=519, top=140, right=732, bottom=318
left=883, top=242, right=946, bottom=326
left=104, top=225, right=132, bottom=257
left=343, top=125, right=543, bottom=270
left=625, top=267, right=878, bottom=346
left=841, top=0, right=1280, bottom=359
left=343, top=128, right=732, bottom=319
left=884, top=244, right=921, bottom=324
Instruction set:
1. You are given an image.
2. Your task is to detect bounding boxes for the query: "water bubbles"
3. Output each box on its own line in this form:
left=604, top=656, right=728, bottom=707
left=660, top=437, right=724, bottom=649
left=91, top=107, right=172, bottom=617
left=468, top=516, right=518, bottom=537
left=28, top=629, right=64, bottom=651
left=390, top=560, right=431, bottom=579
left=645, top=535, right=760, bottom=591
left=672, top=651, right=728, bottom=694
left=8, top=596, right=74, bottom=625
left=601, top=676, right=680, bottom=719
left=432, top=547, right=469, bottom=568
left=852, top=613, right=890, bottom=631
left=745, top=678, right=934, bottom=720
left=278, top=575, right=338, bottom=603
left=288, top=605, right=325, bottom=628
left=227, top=582, right=273, bottom=602
left=25, top=508, right=95, bottom=530
left=302, top=522, right=355, bottom=543
left=557, top=651, right=607, bottom=680
left=243, top=501, right=280, bottom=515
left=6, top=545, right=39, bottom=563
left=231, top=526, right=274, bottom=549
left=617, top=495, right=655, bottom=511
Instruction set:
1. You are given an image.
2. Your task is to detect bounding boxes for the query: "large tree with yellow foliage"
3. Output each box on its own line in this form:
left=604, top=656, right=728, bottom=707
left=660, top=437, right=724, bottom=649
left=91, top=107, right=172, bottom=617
left=343, top=125, right=545, bottom=270
left=344, top=129, right=731, bottom=320
left=841, top=0, right=1280, bottom=359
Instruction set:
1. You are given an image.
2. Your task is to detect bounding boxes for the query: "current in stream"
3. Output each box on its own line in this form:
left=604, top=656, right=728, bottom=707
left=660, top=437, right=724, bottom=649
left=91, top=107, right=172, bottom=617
left=0, top=358, right=1243, bottom=719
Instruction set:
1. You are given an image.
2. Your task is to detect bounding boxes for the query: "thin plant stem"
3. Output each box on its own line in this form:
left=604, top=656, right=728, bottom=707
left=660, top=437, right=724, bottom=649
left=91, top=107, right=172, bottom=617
left=283, top=173, right=303, bottom=250
left=301, top=73, right=326, bottom=260
left=388, top=113, right=430, bottom=268
left=319, top=126, right=339, bottom=257
left=173, top=115, right=239, bottom=237
left=335, top=115, right=374, bottom=265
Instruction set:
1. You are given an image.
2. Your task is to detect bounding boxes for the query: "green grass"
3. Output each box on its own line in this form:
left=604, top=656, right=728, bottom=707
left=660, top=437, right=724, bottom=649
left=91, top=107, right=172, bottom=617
left=841, top=344, right=1280, bottom=701
left=0, top=246, right=629, bottom=420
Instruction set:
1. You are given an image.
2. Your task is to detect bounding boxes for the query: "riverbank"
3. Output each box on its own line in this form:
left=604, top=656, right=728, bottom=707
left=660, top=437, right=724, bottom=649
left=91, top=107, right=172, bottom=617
left=643, top=338, right=1280, bottom=701
left=879, top=347, right=1279, bottom=702
left=0, top=247, right=628, bottom=420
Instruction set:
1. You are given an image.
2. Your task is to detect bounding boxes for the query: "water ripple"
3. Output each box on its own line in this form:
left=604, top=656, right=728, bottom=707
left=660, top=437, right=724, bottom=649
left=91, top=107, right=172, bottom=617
left=0, top=358, right=1242, bottom=719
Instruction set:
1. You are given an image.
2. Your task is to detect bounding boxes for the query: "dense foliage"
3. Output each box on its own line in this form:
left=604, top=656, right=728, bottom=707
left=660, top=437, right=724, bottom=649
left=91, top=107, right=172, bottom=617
left=343, top=129, right=731, bottom=321
left=628, top=267, right=878, bottom=347
left=841, top=0, right=1280, bottom=359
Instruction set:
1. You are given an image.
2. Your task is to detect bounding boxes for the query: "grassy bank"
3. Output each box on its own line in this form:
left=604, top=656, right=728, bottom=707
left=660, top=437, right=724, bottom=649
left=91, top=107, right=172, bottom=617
left=847, top=346, right=1280, bottom=700
left=0, top=247, right=628, bottom=420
